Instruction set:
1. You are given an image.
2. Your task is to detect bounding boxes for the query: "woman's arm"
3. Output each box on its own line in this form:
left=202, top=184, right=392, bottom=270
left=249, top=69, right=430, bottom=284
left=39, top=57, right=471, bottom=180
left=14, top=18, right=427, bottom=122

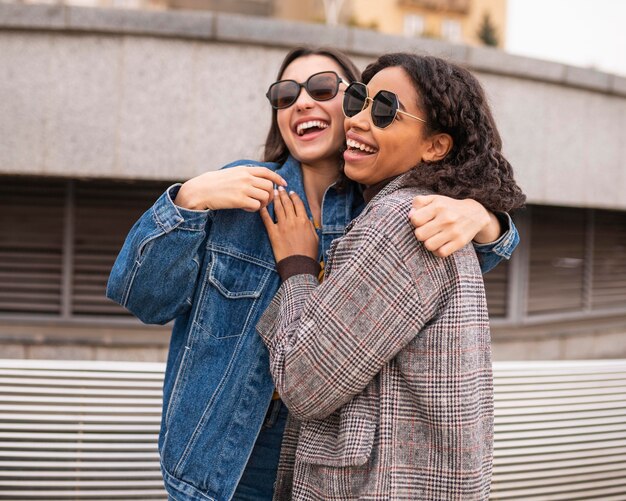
left=107, top=165, right=287, bottom=324
left=106, top=184, right=212, bottom=325
left=259, top=194, right=442, bottom=421
left=409, top=194, right=519, bottom=273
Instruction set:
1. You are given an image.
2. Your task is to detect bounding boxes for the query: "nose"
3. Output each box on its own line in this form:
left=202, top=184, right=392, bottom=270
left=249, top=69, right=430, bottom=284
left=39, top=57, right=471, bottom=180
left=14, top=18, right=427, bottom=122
left=294, top=86, right=315, bottom=111
left=346, top=104, right=371, bottom=131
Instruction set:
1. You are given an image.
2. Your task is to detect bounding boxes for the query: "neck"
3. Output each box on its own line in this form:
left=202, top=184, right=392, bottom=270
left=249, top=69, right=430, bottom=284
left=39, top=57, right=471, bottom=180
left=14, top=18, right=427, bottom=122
left=300, top=158, right=341, bottom=221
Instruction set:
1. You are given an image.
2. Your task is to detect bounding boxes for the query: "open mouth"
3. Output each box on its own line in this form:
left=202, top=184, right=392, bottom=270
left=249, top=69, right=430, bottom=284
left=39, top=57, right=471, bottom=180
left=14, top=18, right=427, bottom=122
left=296, top=120, right=329, bottom=137
left=346, top=138, right=378, bottom=155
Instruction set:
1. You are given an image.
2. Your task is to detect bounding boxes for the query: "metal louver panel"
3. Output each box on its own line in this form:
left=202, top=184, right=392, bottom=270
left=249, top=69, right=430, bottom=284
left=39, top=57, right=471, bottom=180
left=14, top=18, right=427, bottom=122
left=484, top=258, right=508, bottom=318
left=491, top=360, right=626, bottom=500
left=72, top=181, right=170, bottom=317
left=0, top=179, right=65, bottom=315
left=0, top=359, right=166, bottom=500
left=592, top=210, right=626, bottom=310
left=1, top=359, right=625, bottom=500
left=527, top=206, right=586, bottom=315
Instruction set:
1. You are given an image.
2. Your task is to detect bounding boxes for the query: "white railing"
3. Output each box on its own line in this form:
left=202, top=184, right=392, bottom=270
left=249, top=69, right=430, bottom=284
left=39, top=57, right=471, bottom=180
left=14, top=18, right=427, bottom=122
left=0, top=359, right=625, bottom=500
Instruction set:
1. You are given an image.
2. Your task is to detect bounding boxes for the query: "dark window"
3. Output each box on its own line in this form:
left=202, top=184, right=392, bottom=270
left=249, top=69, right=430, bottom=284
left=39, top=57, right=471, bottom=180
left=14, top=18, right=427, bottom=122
left=484, top=259, right=508, bottom=318
left=0, top=177, right=171, bottom=320
left=527, top=206, right=586, bottom=315
left=592, top=210, right=626, bottom=310
left=0, top=179, right=65, bottom=315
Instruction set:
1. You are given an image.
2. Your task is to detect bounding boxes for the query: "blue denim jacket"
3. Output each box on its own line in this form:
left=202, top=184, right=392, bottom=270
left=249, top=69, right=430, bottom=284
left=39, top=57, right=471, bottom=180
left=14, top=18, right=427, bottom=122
left=106, top=155, right=518, bottom=501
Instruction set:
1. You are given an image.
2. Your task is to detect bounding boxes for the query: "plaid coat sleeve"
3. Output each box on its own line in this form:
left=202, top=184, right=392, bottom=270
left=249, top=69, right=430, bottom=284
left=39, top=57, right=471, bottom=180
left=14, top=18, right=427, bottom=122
left=257, top=222, right=446, bottom=421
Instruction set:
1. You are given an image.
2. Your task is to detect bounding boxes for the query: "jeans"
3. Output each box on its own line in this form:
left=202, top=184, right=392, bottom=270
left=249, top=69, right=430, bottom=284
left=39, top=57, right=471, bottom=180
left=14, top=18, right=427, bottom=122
left=231, top=399, right=288, bottom=501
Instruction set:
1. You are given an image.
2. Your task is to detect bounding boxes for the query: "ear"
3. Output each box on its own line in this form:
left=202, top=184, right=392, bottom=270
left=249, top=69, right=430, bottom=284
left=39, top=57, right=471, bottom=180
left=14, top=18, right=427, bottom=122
left=422, top=133, right=453, bottom=162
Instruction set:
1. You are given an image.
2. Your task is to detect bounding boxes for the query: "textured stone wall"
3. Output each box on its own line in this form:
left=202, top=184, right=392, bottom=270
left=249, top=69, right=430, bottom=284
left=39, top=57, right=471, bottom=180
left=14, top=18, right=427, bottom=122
left=1, top=4, right=626, bottom=209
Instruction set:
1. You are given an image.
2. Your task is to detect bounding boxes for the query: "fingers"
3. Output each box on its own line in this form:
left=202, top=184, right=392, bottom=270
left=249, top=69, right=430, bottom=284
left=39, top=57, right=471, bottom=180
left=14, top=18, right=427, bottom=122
left=273, top=188, right=286, bottom=222
left=418, top=230, right=449, bottom=254
left=411, top=194, right=436, bottom=210
left=408, top=204, right=436, bottom=229
left=259, top=207, right=274, bottom=232
left=432, top=241, right=457, bottom=259
left=289, top=191, right=307, bottom=218
left=412, top=219, right=441, bottom=242
left=250, top=177, right=276, bottom=202
left=247, top=186, right=272, bottom=210
left=277, top=187, right=297, bottom=218
left=249, top=167, right=288, bottom=188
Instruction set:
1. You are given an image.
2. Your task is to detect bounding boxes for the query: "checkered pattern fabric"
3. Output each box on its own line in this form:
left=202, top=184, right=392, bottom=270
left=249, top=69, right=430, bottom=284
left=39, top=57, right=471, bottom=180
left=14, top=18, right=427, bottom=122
left=257, top=174, right=493, bottom=500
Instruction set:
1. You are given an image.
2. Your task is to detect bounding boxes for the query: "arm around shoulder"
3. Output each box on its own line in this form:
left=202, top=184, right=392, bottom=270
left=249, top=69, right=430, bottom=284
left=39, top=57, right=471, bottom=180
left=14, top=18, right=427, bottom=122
left=473, top=211, right=519, bottom=274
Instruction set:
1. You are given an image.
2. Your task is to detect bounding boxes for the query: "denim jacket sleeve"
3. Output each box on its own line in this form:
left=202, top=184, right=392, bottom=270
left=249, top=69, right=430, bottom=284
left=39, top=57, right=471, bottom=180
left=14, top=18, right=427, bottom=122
left=106, top=184, right=213, bottom=325
left=472, top=212, right=520, bottom=274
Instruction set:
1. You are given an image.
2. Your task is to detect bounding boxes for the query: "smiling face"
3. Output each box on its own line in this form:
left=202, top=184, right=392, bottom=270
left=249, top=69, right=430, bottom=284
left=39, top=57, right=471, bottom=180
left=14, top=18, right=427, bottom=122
left=343, top=66, right=440, bottom=186
left=276, top=55, right=349, bottom=169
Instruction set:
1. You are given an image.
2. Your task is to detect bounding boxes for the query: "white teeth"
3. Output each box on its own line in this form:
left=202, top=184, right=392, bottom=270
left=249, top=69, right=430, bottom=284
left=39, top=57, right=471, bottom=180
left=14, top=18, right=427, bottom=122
left=296, top=120, right=329, bottom=136
left=346, top=138, right=377, bottom=153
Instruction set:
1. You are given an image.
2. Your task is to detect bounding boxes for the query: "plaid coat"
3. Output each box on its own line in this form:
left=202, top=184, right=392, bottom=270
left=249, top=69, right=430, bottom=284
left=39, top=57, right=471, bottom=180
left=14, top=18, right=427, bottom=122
left=257, top=174, right=493, bottom=500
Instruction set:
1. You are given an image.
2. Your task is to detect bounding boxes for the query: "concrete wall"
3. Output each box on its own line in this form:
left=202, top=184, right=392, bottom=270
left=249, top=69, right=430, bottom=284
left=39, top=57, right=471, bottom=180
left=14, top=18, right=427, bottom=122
left=1, top=4, right=625, bottom=209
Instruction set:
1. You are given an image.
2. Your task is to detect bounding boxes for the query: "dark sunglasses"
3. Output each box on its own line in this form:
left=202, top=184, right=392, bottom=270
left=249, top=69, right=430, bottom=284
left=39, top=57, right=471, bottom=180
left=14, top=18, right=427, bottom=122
left=266, top=71, right=348, bottom=110
left=342, top=82, right=427, bottom=129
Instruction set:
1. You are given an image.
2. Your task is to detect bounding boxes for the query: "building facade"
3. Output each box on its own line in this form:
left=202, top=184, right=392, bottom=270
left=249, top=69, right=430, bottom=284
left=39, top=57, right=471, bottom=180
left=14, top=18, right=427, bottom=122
left=326, top=0, right=507, bottom=47
left=1, top=4, right=625, bottom=363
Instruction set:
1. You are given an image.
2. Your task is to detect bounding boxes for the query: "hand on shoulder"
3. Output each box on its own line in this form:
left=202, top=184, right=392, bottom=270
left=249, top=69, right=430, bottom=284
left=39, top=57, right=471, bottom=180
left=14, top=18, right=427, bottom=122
left=408, top=194, right=499, bottom=258
left=175, top=165, right=287, bottom=212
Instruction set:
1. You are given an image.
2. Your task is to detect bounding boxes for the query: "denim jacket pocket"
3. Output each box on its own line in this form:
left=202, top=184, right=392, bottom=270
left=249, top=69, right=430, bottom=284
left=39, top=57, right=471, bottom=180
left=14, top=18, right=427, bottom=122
left=295, top=410, right=376, bottom=467
left=196, top=249, right=273, bottom=339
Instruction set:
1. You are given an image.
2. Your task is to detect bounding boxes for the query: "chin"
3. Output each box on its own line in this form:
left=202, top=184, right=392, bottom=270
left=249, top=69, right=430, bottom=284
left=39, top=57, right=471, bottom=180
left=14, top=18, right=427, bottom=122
left=343, top=164, right=368, bottom=184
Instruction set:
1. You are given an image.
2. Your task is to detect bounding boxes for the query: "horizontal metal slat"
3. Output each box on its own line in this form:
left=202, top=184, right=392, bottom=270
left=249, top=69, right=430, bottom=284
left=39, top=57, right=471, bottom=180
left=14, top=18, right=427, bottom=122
left=0, top=480, right=164, bottom=488
left=0, top=386, right=161, bottom=397
left=490, top=476, right=626, bottom=500
left=0, top=413, right=161, bottom=424
left=0, top=489, right=167, bottom=499
left=495, top=423, right=626, bottom=440
left=493, top=461, right=626, bottom=483
left=493, top=446, right=626, bottom=466
left=0, top=423, right=160, bottom=432
left=0, top=432, right=158, bottom=442
left=0, top=441, right=157, bottom=451
left=0, top=461, right=160, bottom=470
left=0, top=450, right=159, bottom=460
left=0, top=377, right=162, bottom=388
left=0, top=470, right=163, bottom=479
left=495, top=414, right=626, bottom=432
left=493, top=452, right=626, bottom=472
left=0, top=395, right=162, bottom=405
left=494, top=438, right=626, bottom=456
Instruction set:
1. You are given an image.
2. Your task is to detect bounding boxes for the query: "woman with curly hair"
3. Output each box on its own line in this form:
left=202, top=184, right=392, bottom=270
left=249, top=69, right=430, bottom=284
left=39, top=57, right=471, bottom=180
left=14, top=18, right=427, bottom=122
left=259, top=52, right=526, bottom=500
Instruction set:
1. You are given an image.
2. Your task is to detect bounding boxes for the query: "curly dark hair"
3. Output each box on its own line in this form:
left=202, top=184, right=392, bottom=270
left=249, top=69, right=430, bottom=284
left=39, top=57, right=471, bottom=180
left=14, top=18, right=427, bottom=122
left=362, top=53, right=526, bottom=213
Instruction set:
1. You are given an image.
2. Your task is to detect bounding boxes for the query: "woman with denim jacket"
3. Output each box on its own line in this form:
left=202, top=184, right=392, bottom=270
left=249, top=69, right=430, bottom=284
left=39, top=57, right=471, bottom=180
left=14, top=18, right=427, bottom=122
left=107, top=47, right=519, bottom=501
left=258, top=53, right=526, bottom=500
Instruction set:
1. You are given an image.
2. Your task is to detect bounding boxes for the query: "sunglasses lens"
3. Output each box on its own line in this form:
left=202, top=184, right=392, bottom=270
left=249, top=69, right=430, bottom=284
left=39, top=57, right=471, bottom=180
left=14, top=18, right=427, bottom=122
left=268, top=81, right=300, bottom=109
left=307, top=72, right=340, bottom=101
left=371, top=91, right=397, bottom=128
left=343, top=83, right=367, bottom=117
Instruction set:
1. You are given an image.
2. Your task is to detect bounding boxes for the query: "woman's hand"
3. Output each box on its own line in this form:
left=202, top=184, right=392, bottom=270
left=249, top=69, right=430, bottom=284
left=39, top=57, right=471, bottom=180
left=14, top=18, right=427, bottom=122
left=260, top=188, right=319, bottom=263
left=409, top=195, right=501, bottom=258
left=174, top=166, right=287, bottom=211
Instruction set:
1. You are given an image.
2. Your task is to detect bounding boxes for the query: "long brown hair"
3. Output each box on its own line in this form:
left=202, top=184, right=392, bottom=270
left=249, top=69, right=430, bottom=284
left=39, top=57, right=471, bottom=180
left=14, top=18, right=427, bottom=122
left=362, top=53, right=526, bottom=213
left=262, top=47, right=361, bottom=165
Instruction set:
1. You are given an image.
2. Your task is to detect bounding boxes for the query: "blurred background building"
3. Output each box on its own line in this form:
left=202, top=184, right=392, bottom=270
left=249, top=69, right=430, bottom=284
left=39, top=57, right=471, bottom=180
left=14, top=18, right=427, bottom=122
left=0, top=0, right=625, bottom=363
left=8, top=0, right=508, bottom=47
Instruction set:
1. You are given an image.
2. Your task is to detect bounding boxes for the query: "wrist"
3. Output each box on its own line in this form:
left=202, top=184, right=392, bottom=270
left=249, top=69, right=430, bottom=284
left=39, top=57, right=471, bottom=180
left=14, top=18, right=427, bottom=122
left=473, top=210, right=500, bottom=244
left=175, top=181, right=206, bottom=210
left=276, top=255, right=320, bottom=282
